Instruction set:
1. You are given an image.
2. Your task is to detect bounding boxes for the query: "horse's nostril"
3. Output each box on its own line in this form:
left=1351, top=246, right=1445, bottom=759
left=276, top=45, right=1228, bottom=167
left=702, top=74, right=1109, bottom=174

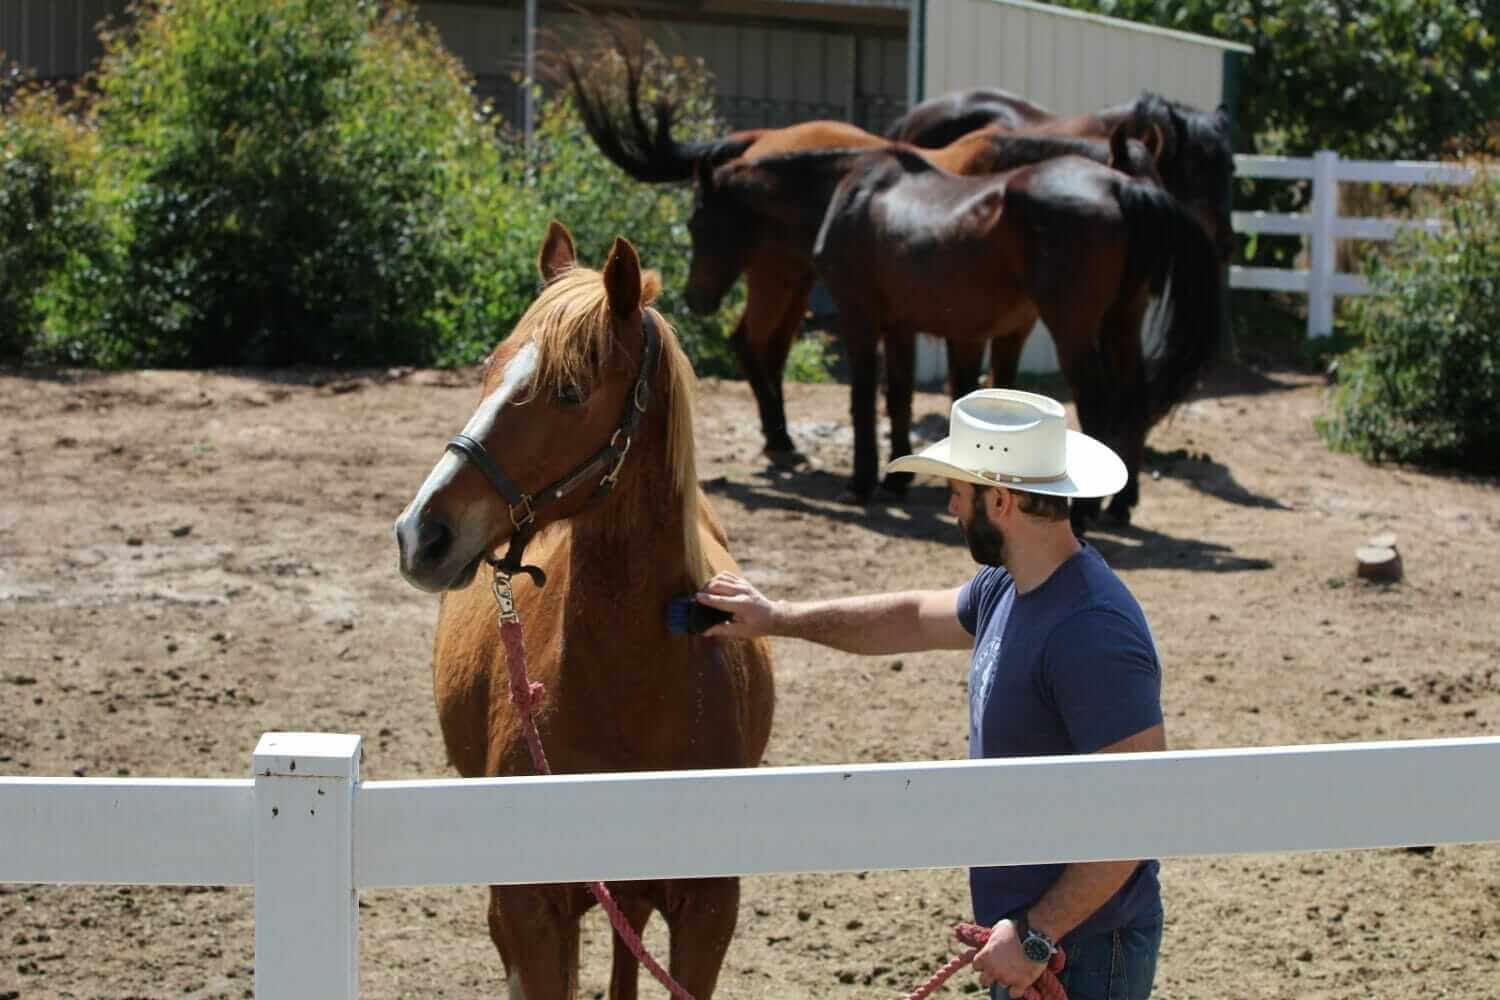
left=415, top=518, right=453, bottom=568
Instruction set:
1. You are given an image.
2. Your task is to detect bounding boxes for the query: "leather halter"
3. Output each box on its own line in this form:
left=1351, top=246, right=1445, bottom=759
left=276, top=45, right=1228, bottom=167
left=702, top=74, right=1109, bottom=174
left=446, top=312, right=661, bottom=586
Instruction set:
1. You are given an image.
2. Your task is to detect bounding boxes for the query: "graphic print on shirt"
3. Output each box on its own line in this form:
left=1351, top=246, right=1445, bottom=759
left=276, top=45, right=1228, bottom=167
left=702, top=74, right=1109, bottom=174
left=967, top=588, right=1016, bottom=755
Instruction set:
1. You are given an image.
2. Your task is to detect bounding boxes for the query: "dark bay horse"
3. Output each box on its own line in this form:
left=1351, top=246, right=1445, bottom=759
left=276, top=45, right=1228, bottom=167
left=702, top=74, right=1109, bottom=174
left=890, top=88, right=1237, bottom=263
left=394, top=222, right=775, bottom=998
left=811, top=148, right=1224, bottom=526
left=890, top=89, right=1236, bottom=396
left=561, top=45, right=1164, bottom=466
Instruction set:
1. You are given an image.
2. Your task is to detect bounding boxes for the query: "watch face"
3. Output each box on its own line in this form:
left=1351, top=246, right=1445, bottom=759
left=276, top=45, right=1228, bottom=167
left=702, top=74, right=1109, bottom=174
left=1022, top=934, right=1053, bottom=964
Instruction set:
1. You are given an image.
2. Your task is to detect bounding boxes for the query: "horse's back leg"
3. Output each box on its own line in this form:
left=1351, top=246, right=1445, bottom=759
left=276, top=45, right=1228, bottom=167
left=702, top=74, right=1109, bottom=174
left=1039, top=305, right=1113, bottom=536
left=882, top=328, right=916, bottom=496
left=987, top=322, right=1033, bottom=390
left=947, top=338, right=986, bottom=398
left=661, top=876, right=741, bottom=998
left=736, top=267, right=812, bottom=464
left=837, top=311, right=883, bottom=502
left=607, top=895, right=654, bottom=1000
left=1097, top=290, right=1153, bottom=524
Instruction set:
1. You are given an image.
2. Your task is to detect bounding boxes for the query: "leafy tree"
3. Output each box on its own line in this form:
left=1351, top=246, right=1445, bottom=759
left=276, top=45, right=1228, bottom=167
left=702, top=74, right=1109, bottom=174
left=1051, top=0, right=1497, bottom=161
left=0, top=68, right=99, bottom=362
left=46, top=0, right=522, bottom=367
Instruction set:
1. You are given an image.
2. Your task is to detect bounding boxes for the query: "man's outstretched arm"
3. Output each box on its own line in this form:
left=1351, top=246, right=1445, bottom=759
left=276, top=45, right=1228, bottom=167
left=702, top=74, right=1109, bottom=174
left=695, top=572, right=972, bottom=655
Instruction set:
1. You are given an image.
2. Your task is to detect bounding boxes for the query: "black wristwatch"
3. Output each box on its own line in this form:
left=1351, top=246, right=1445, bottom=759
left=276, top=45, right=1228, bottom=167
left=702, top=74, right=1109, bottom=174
left=1016, top=914, right=1058, bottom=964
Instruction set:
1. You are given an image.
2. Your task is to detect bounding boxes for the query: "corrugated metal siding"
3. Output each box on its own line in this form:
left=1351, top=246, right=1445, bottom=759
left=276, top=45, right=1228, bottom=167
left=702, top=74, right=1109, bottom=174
left=418, top=5, right=899, bottom=132
left=0, top=0, right=126, bottom=80
left=925, top=0, right=1227, bottom=115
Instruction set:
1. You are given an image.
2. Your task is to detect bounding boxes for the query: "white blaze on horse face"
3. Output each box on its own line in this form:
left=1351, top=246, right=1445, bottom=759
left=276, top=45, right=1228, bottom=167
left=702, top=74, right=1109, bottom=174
left=396, top=342, right=539, bottom=557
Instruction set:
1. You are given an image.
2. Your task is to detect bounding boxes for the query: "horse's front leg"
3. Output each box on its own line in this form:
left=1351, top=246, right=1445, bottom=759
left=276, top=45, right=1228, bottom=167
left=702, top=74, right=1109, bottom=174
left=489, top=884, right=583, bottom=999
left=661, top=876, right=741, bottom=998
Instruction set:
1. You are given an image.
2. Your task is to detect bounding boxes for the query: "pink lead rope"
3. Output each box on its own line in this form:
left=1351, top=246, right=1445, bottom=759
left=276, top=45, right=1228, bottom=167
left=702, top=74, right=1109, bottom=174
left=492, top=570, right=1065, bottom=1000
left=496, top=587, right=697, bottom=1000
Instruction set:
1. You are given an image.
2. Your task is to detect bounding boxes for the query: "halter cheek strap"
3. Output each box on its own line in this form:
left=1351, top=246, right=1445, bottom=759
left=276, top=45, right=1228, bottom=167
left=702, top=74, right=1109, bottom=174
left=444, top=312, right=661, bottom=586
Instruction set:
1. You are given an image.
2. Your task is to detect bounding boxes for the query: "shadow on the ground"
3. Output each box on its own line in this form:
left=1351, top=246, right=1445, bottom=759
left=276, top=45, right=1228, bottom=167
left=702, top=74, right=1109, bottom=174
left=705, top=463, right=1278, bottom=574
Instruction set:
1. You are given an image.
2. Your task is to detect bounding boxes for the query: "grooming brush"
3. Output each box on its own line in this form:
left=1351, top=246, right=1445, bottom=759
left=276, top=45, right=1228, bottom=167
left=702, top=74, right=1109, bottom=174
left=666, top=597, right=736, bottom=636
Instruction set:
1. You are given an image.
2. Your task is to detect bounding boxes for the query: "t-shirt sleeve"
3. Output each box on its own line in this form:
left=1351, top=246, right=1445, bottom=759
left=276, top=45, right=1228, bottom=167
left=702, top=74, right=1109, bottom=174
left=1041, top=607, right=1163, bottom=753
left=956, top=566, right=1003, bottom=637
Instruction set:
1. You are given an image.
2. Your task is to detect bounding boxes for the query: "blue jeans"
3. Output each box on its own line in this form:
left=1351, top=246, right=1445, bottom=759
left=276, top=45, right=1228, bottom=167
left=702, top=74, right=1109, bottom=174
left=991, top=909, right=1163, bottom=1000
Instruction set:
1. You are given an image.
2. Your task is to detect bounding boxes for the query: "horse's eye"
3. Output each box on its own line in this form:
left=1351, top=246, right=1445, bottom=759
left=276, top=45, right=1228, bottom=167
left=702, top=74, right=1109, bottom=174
left=555, top=383, right=587, bottom=407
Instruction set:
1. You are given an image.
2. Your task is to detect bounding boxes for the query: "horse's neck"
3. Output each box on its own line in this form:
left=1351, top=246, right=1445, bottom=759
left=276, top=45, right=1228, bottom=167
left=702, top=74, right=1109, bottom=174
left=566, top=437, right=699, bottom=600
left=755, top=153, right=865, bottom=249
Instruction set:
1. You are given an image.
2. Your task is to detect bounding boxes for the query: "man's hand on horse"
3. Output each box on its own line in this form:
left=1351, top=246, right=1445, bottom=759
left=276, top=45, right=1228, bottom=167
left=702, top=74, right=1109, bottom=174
left=695, top=572, right=774, bottom=638
left=973, top=919, right=1067, bottom=1000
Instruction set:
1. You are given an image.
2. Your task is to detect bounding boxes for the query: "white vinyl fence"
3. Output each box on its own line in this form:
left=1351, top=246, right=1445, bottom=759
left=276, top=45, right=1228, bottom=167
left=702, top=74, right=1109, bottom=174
left=1230, top=149, right=1475, bottom=337
left=5, top=732, right=1500, bottom=997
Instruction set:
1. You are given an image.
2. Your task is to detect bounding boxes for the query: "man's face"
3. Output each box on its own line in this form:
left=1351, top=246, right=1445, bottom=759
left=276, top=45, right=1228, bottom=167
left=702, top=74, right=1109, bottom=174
left=949, top=481, right=1005, bottom=566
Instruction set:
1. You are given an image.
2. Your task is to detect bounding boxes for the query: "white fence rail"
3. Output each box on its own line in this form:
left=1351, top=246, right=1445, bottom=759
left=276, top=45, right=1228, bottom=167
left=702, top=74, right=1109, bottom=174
left=5, top=732, right=1500, bottom=997
left=1230, top=149, right=1474, bottom=337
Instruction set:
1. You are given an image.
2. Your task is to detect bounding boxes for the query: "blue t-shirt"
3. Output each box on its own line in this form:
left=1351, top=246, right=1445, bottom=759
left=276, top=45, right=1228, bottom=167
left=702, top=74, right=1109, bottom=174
left=957, top=542, right=1163, bottom=943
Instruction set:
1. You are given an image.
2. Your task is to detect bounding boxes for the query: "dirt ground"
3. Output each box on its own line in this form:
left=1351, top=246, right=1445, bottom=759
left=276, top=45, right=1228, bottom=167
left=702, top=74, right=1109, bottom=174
left=3, top=356, right=1499, bottom=1000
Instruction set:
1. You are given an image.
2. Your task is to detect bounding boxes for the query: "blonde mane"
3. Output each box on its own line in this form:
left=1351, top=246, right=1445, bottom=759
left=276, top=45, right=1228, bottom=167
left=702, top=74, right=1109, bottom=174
left=513, top=263, right=712, bottom=586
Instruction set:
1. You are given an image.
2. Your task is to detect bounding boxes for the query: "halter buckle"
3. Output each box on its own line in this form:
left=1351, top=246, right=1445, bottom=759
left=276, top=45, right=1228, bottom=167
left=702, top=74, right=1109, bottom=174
left=601, top=430, right=632, bottom=488
left=510, top=494, right=536, bottom=531
left=633, top=378, right=649, bottom=414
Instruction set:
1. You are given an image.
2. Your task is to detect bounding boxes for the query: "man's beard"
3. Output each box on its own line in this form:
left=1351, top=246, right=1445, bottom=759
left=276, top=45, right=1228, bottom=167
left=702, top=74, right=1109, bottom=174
left=962, top=500, right=1005, bottom=566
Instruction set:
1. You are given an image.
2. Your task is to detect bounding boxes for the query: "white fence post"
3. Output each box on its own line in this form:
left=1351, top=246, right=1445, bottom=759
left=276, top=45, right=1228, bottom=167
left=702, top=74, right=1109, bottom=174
left=1307, top=150, right=1340, bottom=337
left=254, top=732, right=362, bottom=1000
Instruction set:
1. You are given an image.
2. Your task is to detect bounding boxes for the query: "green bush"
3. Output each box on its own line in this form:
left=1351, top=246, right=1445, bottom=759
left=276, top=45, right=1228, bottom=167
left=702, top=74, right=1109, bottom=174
left=44, top=0, right=523, bottom=367
left=0, top=70, right=99, bottom=363
left=1318, top=172, right=1500, bottom=474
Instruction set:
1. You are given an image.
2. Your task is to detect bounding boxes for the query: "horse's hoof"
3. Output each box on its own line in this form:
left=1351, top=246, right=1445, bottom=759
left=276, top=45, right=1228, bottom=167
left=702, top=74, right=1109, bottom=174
left=1107, top=505, right=1133, bottom=526
left=837, top=484, right=876, bottom=505
left=765, top=447, right=810, bottom=470
left=879, top=472, right=913, bottom=498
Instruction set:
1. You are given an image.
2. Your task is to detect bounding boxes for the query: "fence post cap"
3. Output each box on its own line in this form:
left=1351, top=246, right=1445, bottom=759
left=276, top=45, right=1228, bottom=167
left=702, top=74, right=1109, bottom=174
left=253, top=732, right=362, bottom=780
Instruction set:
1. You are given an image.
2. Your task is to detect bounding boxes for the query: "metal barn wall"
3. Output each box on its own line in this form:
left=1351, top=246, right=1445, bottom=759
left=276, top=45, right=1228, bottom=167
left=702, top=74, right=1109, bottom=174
left=418, top=3, right=907, bottom=134
left=0, top=0, right=125, bottom=80
left=919, top=0, right=1246, bottom=377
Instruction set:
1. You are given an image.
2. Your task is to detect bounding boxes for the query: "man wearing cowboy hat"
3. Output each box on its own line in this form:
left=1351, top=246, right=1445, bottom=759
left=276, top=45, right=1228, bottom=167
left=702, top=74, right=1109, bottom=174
left=696, top=389, right=1166, bottom=1000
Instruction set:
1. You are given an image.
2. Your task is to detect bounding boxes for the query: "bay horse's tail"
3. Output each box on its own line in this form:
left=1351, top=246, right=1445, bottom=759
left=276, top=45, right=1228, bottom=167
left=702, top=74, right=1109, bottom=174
left=551, top=31, right=757, bottom=184
left=1115, top=181, right=1224, bottom=425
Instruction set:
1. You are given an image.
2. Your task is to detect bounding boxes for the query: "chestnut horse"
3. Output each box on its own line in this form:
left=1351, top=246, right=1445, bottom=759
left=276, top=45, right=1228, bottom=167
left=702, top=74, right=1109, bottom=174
left=561, top=45, right=1165, bottom=467
left=394, top=222, right=775, bottom=998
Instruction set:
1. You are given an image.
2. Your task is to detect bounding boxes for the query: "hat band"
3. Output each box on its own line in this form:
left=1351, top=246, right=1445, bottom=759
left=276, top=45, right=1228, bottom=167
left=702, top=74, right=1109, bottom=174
left=973, top=467, right=1068, bottom=486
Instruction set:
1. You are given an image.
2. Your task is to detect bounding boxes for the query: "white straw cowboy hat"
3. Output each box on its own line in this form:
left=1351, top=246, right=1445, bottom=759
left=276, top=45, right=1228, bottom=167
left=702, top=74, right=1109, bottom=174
left=886, top=389, right=1126, bottom=499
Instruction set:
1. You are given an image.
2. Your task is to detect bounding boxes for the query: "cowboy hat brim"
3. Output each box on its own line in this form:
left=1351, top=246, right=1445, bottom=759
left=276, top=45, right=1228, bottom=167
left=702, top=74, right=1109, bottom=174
left=886, top=429, right=1127, bottom=499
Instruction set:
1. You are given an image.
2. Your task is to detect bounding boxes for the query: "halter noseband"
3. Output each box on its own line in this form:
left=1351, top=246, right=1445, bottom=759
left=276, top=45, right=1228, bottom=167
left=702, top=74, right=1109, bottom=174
left=446, top=312, right=661, bottom=587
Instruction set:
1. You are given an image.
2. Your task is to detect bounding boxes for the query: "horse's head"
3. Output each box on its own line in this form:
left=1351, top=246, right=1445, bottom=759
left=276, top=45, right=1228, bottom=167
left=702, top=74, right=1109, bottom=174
left=684, top=157, right=760, bottom=314
left=395, top=221, right=676, bottom=592
left=1134, top=94, right=1236, bottom=263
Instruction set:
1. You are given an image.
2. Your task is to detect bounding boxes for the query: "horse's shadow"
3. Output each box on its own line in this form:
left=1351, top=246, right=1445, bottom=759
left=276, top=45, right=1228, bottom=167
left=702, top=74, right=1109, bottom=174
left=705, top=464, right=1277, bottom=573
left=1143, top=445, right=1292, bottom=511
left=701, top=468, right=960, bottom=544
left=1080, top=521, right=1275, bottom=573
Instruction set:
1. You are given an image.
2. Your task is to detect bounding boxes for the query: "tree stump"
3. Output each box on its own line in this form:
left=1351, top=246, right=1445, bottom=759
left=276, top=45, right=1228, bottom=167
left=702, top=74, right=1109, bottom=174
left=1355, top=544, right=1403, bottom=583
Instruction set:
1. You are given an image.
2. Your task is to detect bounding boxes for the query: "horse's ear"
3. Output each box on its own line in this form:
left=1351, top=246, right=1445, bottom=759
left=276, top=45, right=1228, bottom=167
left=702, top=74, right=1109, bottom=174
left=537, top=220, right=577, bottom=284
left=1144, top=122, right=1165, bottom=162
left=601, top=236, right=642, bottom=318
